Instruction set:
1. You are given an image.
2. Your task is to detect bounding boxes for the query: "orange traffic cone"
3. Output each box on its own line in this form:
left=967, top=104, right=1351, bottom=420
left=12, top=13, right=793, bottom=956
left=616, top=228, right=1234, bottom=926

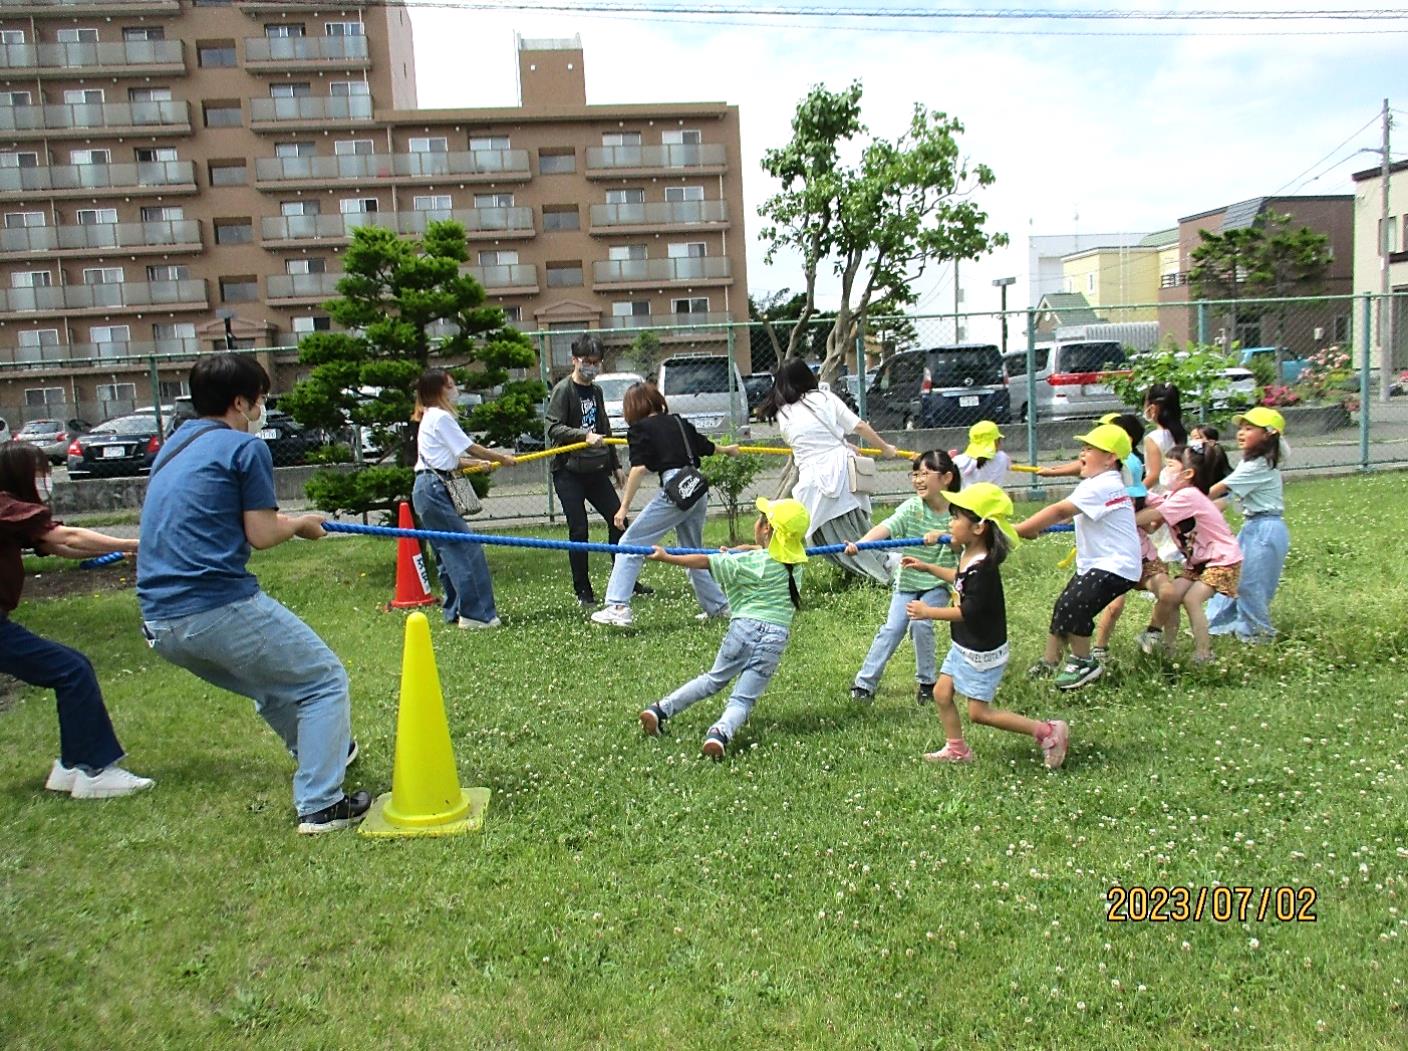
left=389, top=500, right=435, bottom=609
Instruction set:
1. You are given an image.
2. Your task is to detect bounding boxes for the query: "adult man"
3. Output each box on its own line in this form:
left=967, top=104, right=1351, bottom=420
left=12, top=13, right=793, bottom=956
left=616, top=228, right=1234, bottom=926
left=137, top=354, right=368, bottom=834
left=545, top=334, right=651, bottom=608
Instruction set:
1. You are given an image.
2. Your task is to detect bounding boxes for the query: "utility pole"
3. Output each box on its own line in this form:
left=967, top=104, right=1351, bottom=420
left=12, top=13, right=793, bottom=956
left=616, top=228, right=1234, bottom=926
left=954, top=259, right=964, bottom=342
left=1379, top=98, right=1394, bottom=403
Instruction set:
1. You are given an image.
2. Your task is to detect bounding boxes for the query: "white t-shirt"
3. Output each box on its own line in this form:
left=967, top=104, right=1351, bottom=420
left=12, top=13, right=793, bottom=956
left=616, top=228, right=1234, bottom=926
left=414, top=405, right=473, bottom=471
left=954, top=450, right=1011, bottom=488
left=1069, top=470, right=1142, bottom=581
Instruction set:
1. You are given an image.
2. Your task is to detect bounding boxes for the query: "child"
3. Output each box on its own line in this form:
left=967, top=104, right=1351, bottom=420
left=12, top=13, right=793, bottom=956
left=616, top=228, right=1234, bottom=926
left=1189, top=423, right=1219, bottom=444
left=1135, top=442, right=1239, bottom=662
left=1205, top=407, right=1289, bottom=642
left=902, top=483, right=1069, bottom=769
left=1141, top=382, right=1188, bottom=489
left=639, top=497, right=808, bottom=759
left=1015, top=423, right=1143, bottom=690
left=0, top=443, right=154, bottom=798
left=844, top=450, right=961, bottom=705
left=952, top=420, right=1011, bottom=487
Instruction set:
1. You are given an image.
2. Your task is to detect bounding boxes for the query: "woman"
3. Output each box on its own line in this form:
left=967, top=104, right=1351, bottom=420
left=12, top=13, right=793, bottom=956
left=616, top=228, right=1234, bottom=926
left=411, top=369, right=516, bottom=629
left=591, top=382, right=740, bottom=628
left=757, top=358, right=898, bottom=583
left=0, top=443, right=153, bottom=798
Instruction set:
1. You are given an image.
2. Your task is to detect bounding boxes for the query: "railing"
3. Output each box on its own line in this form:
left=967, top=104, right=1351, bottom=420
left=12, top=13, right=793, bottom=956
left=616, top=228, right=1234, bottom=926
left=0, top=100, right=189, bottom=133
left=592, top=257, right=732, bottom=284
left=267, top=272, right=341, bottom=300
left=393, top=149, right=531, bottom=178
left=8, top=337, right=201, bottom=365
left=244, top=36, right=369, bottom=64
left=259, top=212, right=396, bottom=241
left=0, top=278, right=207, bottom=314
left=249, top=95, right=374, bottom=124
left=397, top=207, right=534, bottom=235
left=0, top=160, right=195, bottom=194
left=585, top=143, right=726, bottom=172
left=0, top=39, right=183, bottom=72
left=600, top=311, right=732, bottom=331
left=0, top=0, right=179, bottom=12
left=589, top=200, right=728, bottom=229
left=465, top=264, right=538, bottom=290
left=0, top=219, right=200, bottom=254
left=253, top=148, right=530, bottom=184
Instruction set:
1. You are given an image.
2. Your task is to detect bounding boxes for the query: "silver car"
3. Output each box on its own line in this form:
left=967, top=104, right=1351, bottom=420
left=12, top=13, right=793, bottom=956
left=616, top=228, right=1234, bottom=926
left=14, top=417, right=93, bottom=463
left=1004, top=340, right=1129, bottom=422
left=656, top=355, right=747, bottom=435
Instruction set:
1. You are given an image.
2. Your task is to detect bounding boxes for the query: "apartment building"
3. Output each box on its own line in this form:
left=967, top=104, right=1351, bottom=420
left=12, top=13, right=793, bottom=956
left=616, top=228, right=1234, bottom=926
left=0, top=6, right=746, bottom=426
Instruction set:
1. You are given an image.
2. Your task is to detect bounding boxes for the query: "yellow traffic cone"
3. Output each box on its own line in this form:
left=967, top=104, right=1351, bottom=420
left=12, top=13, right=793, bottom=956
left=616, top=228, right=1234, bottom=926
left=360, top=612, right=489, bottom=837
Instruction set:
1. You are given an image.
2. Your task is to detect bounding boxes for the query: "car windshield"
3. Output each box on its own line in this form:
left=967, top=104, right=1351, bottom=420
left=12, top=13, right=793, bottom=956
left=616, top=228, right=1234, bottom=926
left=924, top=347, right=1003, bottom=386
left=597, top=378, right=639, bottom=401
left=1060, top=342, right=1125, bottom=373
left=662, top=360, right=729, bottom=395
left=93, top=414, right=158, bottom=435
left=19, top=421, right=62, bottom=435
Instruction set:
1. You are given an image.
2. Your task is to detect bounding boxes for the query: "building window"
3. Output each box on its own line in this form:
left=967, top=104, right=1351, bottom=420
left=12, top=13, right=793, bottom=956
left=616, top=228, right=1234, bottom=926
left=141, top=206, right=184, bottom=222
left=90, top=324, right=131, bottom=345
left=159, top=380, right=189, bottom=400
left=329, top=81, right=369, bottom=96
left=203, top=101, right=242, bottom=128
left=501, top=305, right=522, bottom=323
left=271, top=83, right=311, bottom=99
left=609, top=244, right=647, bottom=261
left=613, top=301, right=650, bottom=318
left=470, top=135, right=510, bottom=150
left=96, top=383, right=137, bottom=403
left=70, top=148, right=111, bottom=165
left=1087, top=272, right=1095, bottom=292
left=75, top=208, right=118, bottom=225
left=264, top=23, right=304, bottom=37
left=546, top=262, right=583, bottom=288
left=146, top=265, right=188, bottom=282
left=325, top=22, right=365, bottom=36
left=281, top=200, right=319, bottom=216
left=57, top=28, right=100, bottom=44
left=64, top=88, right=104, bottom=105
left=153, top=322, right=196, bottom=342
left=285, top=258, right=326, bottom=275
left=1382, top=217, right=1401, bottom=254
left=662, top=129, right=702, bottom=145
left=17, top=331, right=60, bottom=364
left=667, top=242, right=706, bottom=259
left=124, top=27, right=164, bottom=41
left=220, top=276, right=258, bottom=302
left=2, top=91, right=31, bottom=106
left=275, top=141, right=315, bottom=158
left=413, top=194, right=451, bottom=211
left=673, top=297, right=709, bottom=314
left=4, top=211, right=45, bottom=228
left=334, top=139, right=374, bottom=155
left=1, top=152, right=39, bottom=168
left=293, top=315, right=332, bottom=333
left=135, top=147, right=178, bottom=164
left=11, top=270, right=52, bottom=288
left=665, top=185, right=704, bottom=203
left=197, top=41, right=238, bottom=67
left=474, top=193, right=513, bottom=208
left=25, top=386, right=67, bottom=406
left=408, top=136, right=448, bottom=153
left=538, top=149, right=575, bottom=175
left=82, top=267, right=123, bottom=284
left=129, top=87, right=172, bottom=103
left=339, top=198, right=378, bottom=214
left=606, top=188, right=645, bottom=205
left=479, top=249, right=518, bottom=265
left=214, top=219, right=254, bottom=245
left=602, top=132, right=642, bottom=147
left=542, top=206, right=579, bottom=232
left=0, top=30, right=25, bottom=45
left=208, top=159, right=247, bottom=186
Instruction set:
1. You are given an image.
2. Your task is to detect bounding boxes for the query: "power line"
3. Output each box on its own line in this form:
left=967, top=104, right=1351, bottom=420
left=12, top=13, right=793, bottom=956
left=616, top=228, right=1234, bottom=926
left=1270, top=112, right=1383, bottom=196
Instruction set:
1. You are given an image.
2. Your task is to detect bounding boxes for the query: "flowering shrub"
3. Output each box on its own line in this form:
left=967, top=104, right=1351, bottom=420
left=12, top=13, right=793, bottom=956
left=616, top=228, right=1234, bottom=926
left=1261, top=385, right=1301, bottom=408
left=1294, top=346, right=1353, bottom=403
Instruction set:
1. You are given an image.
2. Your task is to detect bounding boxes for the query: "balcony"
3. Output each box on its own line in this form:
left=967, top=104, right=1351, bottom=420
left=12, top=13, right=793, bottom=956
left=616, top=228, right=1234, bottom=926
left=0, top=161, right=197, bottom=199
left=0, top=219, right=201, bottom=259
left=3, top=337, right=200, bottom=367
left=397, top=207, right=534, bottom=238
left=0, top=101, right=190, bottom=139
left=0, top=40, right=185, bottom=77
left=0, top=278, right=207, bottom=318
left=235, top=0, right=357, bottom=12
left=591, top=257, right=732, bottom=289
left=266, top=272, right=341, bottom=306
left=253, top=148, right=531, bottom=188
left=589, top=200, right=728, bottom=235
left=258, top=212, right=397, bottom=246
left=585, top=143, right=727, bottom=179
left=465, top=264, right=539, bottom=296
left=0, top=0, right=179, bottom=14
left=249, top=95, right=374, bottom=131
left=244, top=36, right=370, bottom=71
left=600, top=311, right=732, bottom=339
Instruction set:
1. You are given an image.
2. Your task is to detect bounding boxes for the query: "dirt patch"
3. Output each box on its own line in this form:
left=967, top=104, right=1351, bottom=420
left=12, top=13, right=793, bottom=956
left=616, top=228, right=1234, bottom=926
left=24, top=562, right=136, bottom=602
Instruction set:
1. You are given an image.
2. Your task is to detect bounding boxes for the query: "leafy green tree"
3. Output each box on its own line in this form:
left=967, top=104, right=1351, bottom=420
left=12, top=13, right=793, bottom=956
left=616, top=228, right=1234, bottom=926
left=700, top=438, right=766, bottom=544
left=282, top=221, right=542, bottom=516
left=1107, top=342, right=1240, bottom=421
left=758, top=82, right=1006, bottom=386
left=624, top=329, right=665, bottom=380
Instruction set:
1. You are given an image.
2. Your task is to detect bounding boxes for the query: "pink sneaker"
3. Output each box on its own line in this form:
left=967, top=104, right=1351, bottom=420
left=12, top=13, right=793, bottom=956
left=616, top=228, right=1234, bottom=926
left=922, top=743, right=973, bottom=763
left=1041, top=720, right=1070, bottom=769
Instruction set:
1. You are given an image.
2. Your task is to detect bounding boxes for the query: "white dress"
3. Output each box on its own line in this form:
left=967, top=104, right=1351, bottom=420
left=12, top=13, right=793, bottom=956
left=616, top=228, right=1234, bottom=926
left=777, top=389, right=868, bottom=539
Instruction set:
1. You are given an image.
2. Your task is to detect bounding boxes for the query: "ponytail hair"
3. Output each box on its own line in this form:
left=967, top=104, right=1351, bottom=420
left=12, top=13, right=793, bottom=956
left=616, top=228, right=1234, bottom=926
left=1144, top=382, right=1187, bottom=445
left=785, top=563, right=801, bottom=610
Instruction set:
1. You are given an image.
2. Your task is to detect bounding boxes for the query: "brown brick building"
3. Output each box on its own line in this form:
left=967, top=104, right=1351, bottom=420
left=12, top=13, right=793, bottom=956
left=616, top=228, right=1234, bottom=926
left=0, top=4, right=747, bottom=426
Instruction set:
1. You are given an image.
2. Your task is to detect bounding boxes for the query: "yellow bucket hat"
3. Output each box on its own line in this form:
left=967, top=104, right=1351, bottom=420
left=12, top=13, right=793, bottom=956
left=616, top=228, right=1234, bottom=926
left=1074, top=422, right=1132, bottom=461
left=964, top=419, right=1004, bottom=460
left=755, top=496, right=810, bottom=564
left=1098, top=412, right=1121, bottom=425
left=944, top=482, right=1020, bottom=547
left=1233, top=406, right=1286, bottom=434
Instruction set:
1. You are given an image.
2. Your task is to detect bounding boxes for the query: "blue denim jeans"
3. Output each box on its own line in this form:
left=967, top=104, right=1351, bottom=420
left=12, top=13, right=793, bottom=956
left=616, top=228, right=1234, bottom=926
left=0, top=616, right=124, bottom=773
left=658, top=617, right=789, bottom=741
left=413, top=471, right=498, bottom=624
left=143, top=592, right=351, bottom=816
left=1207, top=514, right=1288, bottom=641
left=605, top=475, right=728, bottom=615
left=852, top=584, right=949, bottom=693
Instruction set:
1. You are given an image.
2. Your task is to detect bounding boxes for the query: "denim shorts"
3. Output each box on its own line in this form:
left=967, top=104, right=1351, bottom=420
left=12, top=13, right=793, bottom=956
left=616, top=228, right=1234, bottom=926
left=939, top=642, right=1008, bottom=702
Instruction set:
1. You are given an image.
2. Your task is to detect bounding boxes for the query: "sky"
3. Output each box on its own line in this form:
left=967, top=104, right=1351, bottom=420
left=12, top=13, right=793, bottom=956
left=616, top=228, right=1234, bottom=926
left=405, top=1, right=1405, bottom=327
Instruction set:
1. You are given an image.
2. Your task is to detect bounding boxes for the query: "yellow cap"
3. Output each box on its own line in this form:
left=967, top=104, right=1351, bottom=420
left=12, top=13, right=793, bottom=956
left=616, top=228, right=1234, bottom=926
left=755, top=496, right=810, bottom=564
left=963, top=419, right=1004, bottom=460
left=945, top=482, right=1020, bottom=547
left=1233, top=406, right=1286, bottom=434
left=1098, top=412, right=1121, bottom=425
left=1074, top=422, right=1133, bottom=461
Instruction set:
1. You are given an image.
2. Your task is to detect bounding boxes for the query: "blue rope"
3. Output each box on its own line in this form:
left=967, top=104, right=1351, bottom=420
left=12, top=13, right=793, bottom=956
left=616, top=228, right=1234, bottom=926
left=79, top=552, right=125, bottom=569
left=321, top=521, right=1074, bottom=556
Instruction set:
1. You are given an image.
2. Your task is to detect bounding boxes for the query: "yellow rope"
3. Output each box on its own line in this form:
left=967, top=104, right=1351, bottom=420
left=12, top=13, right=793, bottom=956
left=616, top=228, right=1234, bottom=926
left=462, top=436, right=920, bottom=473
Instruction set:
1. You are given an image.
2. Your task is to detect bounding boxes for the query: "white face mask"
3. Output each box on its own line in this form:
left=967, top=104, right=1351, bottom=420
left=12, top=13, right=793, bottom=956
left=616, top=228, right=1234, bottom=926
left=242, top=400, right=267, bottom=434
left=1159, top=464, right=1183, bottom=489
left=35, top=474, right=53, bottom=501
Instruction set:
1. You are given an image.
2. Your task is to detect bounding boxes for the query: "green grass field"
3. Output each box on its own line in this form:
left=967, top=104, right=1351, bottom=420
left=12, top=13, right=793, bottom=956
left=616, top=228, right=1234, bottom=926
left=3, top=474, right=1407, bottom=1049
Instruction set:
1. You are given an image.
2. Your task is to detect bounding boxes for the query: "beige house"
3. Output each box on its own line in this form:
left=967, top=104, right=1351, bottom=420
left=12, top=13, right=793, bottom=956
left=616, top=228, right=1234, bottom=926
left=1351, top=159, right=1408, bottom=372
left=1059, top=230, right=1173, bottom=321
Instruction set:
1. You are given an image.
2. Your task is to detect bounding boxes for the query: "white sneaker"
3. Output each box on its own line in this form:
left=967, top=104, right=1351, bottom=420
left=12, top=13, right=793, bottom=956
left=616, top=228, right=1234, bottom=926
left=457, top=616, right=501, bottom=630
left=70, top=764, right=155, bottom=799
left=694, top=607, right=730, bottom=623
left=44, top=759, right=78, bottom=793
left=591, top=604, right=634, bottom=628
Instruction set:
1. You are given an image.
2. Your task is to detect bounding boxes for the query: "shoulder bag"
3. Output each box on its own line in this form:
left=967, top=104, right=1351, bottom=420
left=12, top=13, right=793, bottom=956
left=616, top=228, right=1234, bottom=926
left=436, top=469, right=482, bottom=517
left=661, top=415, right=710, bottom=511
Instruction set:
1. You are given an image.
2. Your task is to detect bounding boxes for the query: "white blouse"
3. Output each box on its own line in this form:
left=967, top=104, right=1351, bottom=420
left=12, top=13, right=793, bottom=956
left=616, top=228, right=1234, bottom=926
left=415, top=406, right=473, bottom=472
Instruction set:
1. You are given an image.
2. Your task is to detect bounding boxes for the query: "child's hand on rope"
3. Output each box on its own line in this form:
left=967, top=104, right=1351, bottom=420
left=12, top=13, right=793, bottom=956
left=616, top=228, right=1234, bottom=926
left=843, top=541, right=859, bottom=555
left=922, top=529, right=946, bottom=546
left=646, top=545, right=668, bottom=562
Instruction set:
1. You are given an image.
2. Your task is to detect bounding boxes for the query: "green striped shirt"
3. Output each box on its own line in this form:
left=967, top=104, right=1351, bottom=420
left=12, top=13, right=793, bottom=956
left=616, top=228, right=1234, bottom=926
left=707, top=549, right=803, bottom=629
left=881, top=496, right=957, bottom=593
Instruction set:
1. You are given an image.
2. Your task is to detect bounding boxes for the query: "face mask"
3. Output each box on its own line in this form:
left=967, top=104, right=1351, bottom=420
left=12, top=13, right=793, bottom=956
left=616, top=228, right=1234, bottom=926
left=35, top=475, right=52, bottom=501
left=1159, top=464, right=1183, bottom=489
left=576, top=363, right=600, bottom=383
left=243, top=401, right=267, bottom=434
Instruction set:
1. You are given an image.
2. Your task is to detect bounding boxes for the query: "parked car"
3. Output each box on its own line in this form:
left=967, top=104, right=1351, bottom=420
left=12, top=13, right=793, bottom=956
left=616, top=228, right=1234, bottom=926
left=256, top=410, right=327, bottom=467
left=1239, top=346, right=1308, bottom=383
left=743, top=372, right=774, bottom=417
left=1004, top=340, right=1129, bottom=422
left=13, top=418, right=92, bottom=464
left=66, top=413, right=164, bottom=478
left=656, top=355, right=748, bottom=434
left=595, top=371, right=645, bottom=435
left=864, top=344, right=1010, bottom=430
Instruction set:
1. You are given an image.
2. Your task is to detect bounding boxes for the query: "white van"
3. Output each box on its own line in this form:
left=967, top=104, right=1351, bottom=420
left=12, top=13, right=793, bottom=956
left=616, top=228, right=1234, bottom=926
left=655, top=355, right=747, bottom=434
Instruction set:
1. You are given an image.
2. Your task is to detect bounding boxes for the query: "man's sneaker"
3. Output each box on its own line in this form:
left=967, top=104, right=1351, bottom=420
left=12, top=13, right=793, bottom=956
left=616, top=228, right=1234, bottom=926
left=916, top=682, right=936, bottom=706
left=44, top=759, right=78, bottom=793
left=70, top=765, right=155, bottom=799
left=1040, top=720, right=1070, bottom=769
left=1136, top=629, right=1163, bottom=656
left=458, top=616, right=501, bottom=630
left=694, top=607, right=730, bottom=623
left=1054, top=655, right=1103, bottom=691
left=640, top=704, right=667, bottom=737
left=346, top=739, right=359, bottom=767
left=849, top=685, right=874, bottom=704
left=923, top=743, right=974, bottom=763
left=1026, top=660, right=1057, bottom=680
left=701, top=728, right=728, bottom=760
left=632, top=582, right=655, bottom=597
left=297, top=790, right=372, bottom=835
left=591, top=604, right=634, bottom=628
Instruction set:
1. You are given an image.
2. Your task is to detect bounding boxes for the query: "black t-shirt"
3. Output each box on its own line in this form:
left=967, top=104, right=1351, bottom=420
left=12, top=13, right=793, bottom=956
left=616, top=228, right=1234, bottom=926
left=626, top=413, right=716, bottom=474
left=574, top=383, right=599, bottom=432
left=951, top=555, right=1006, bottom=652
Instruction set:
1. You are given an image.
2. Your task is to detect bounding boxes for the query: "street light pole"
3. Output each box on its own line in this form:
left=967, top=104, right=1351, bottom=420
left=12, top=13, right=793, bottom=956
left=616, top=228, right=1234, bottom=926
left=992, top=276, right=1016, bottom=356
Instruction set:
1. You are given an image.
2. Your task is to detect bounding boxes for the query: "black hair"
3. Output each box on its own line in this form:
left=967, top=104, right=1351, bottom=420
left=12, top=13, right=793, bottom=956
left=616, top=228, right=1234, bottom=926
left=570, top=334, right=604, bottom=361
left=1191, top=423, right=1219, bottom=443
left=1144, top=382, right=1187, bottom=446
left=0, top=442, right=45, bottom=504
left=951, top=505, right=1008, bottom=567
left=757, top=511, right=802, bottom=609
left=190, top=353, right=271, bottom=417
left=757, top=357, right=818, bottom=423
left=1169, top=442, right=1232, bottom=494
left=1241, top=426, right=1283, bottom=468
left=912, top=448, right=961, bottom=493
left=1111, top=413, right=1146, bottom=464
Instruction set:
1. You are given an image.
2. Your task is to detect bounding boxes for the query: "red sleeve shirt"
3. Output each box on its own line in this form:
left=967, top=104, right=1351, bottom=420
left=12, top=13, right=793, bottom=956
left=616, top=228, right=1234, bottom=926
left=0, top=493, right=55, bottom=614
